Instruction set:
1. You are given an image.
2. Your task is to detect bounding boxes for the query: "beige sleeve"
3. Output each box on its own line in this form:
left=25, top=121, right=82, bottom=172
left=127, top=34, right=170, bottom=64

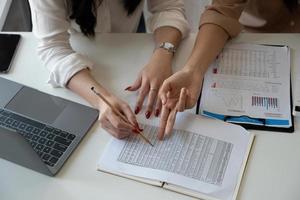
left=147, top=0, right=190, bottom=38
left=199, top=0, right=247, bottom=37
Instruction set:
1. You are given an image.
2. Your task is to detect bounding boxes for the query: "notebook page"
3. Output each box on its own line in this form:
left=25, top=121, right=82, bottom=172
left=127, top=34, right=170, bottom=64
left=98, top=113, right=253, bottom=200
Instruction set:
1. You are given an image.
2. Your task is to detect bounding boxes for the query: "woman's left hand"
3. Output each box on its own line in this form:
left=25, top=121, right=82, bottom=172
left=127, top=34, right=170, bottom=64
left=125, top=49, right=173, bottom=119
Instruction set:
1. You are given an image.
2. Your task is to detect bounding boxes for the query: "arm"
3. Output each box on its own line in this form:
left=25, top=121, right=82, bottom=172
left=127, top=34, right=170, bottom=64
left=158, top=24, right=229, bottom=139
left=126, top=0, right=189, bottom=119
left=126, top=26, right=182, bottom=118
left=183, top=24, right=229, bottom=77
left=29, top=0, right=139, bottom=138
left=158, top=0, right=247, bottom=139
left=67, top=69, right=139, bottom=139
left=29, top=0, right=94, bottom=87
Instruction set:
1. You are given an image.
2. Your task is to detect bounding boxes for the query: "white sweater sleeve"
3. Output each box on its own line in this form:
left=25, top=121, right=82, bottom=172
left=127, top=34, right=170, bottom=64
left=29, top=0, right=94, bottom=87
left=147, top=0, right=190, bottom=38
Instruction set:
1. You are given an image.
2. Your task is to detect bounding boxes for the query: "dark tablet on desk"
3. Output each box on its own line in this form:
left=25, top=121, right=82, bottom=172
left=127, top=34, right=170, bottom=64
left=0, top=34, right=20, bottom=73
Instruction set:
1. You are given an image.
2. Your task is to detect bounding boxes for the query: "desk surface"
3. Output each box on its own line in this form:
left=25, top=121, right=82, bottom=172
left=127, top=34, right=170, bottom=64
left=1, top=32, right=300, bottom=200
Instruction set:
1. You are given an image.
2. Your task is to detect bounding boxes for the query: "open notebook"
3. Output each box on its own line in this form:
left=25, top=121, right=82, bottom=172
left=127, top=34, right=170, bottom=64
left=97, top=112, right=254, bottom=200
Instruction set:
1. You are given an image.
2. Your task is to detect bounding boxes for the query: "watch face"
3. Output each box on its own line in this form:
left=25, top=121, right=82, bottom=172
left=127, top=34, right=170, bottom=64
left=165, top=42, right=173, bottom=49
left=160, top=42, right=176, bottom=53
left=158, top=42, right=176, bottom=53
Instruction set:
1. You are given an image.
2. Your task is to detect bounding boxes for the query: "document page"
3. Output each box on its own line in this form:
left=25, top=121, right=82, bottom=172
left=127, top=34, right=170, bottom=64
left=199, top=43, right=291, bottom=127
left=118, top=124, right=232, bottom=186
left=98, top=113, right=254, bottom=200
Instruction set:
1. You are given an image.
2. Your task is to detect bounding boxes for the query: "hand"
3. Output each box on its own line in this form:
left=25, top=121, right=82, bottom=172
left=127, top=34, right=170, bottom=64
left=125, top=49, right=173, bottom=119
left=98, top=93, right=140, bottom=139
left=66, top=69, right=140, bottom=139
left=158, top=66, right=204, bottom=140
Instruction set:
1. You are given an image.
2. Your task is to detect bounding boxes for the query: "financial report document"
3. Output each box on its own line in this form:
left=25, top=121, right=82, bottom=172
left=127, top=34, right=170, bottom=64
left=98, top=113, right=254, bottom=200
left=199, top=43, right=292, bottom=128
left=118, top=124, right=232, bottom=186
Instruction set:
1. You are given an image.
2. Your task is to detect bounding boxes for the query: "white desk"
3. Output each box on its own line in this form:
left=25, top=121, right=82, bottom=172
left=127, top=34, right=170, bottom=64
left=1, top=32, right=300, bottom=200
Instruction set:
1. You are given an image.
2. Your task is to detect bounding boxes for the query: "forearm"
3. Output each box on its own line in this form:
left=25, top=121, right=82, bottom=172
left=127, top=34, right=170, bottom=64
left=67, top=69, right=109, bottom=109
left=154, top=26, right=182, bottom=46
left=152, top=26, right=182, bottom=61
left=185, top=24, right=229, bottom=74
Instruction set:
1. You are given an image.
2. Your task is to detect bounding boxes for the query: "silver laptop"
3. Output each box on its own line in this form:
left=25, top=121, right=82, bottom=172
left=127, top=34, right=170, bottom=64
left=0, top=77, right=99, bottom=176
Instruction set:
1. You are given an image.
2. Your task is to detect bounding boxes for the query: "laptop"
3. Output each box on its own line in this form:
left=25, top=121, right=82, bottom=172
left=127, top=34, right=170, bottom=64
left=0, top=77, right=99, bottom=176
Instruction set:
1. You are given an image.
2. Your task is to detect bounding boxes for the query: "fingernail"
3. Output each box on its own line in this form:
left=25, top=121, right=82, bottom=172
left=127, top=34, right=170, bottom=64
left=145, top=111, right=151, bottom=119
left=134, top=121, right=139, bottom=128
left=135, top=107, right=140, bottom=114
left=125, top=86, right=131, bottom=91
left=155, top=109, right=160, bottom=117
left=132, top=128, right=140, bottom=134
left=134, top=123, right=143, bottom=131
left=165, top=131, right=170, bottom=138
left=158, top=135, right=163, bottom=141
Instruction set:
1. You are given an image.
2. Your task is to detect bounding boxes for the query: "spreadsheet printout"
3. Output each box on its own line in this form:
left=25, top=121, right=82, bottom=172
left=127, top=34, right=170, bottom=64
left=98, top=112, right=253, bottom=200
left=118, top=124, right=233, bottom=186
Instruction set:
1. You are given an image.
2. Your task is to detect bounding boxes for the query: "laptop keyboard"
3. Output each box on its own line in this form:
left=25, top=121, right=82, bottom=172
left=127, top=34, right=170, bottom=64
left=0, top=108, right=76, bottom=167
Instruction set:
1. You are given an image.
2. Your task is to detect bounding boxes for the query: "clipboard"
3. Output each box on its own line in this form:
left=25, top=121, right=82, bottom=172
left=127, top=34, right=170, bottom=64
left=196, top=43, right=294, bottom=133
left=196, top=77, right=294, bottom=133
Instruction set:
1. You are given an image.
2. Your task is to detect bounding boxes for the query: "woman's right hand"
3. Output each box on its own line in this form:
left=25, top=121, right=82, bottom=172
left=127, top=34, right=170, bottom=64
left=97, top=94, right=140, bottom=139
left=158, top=66, right=205, bottom=140
left=66, top=69, right=140, bottom=139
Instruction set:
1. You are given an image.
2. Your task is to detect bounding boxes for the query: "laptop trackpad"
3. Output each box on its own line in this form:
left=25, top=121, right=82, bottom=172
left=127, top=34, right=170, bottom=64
left=5, top=87, right=67, bottom=124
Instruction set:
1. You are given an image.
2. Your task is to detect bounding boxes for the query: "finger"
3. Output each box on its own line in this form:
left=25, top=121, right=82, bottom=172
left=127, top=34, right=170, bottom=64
left=166, top=89, right=181, bottom=99
left=186, top=89, right=200, bottom=109
left=125, top=75, right=142, bottom=91
left=106, top=125, right=131, bottom=139
left=159, top=81, right=172, bottom=105
left=165, top=108, right=177, bottom=137
left=176, top=88, right=187, bottom=112
left=101, top=116, right=130, bottom=132
left=145, top=87, right=158, bottom=118
left=158, top=105, right=171, bottom=140
left=100, top=118, right=130, bottom=139
left=106, top=110, right=133, bottom=131
left=165, top=98, right=178, bottom=110
left=134, top=80, right=150, bottom=114
left=121, top=103, right=140, bottom=128
left=154, top=98, right=162, bottom=117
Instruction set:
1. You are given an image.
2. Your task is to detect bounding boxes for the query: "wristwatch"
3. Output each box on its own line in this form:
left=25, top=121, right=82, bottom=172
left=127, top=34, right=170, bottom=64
left=158, top=42, right=177, bottom=54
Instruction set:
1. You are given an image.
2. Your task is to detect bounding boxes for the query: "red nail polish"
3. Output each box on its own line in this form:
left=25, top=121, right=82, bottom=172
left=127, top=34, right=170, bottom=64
left=155, top=109, right=160, bottom=117
left=135, top=107, right=140, bottom=114
left=134, top=122, right=139, bottom=128
left=125, top=86, right=131, bottom=91
left=134, top=122, right=143, bottom=131
left=145, top=111, right=151, bottom=119
left=132, top=128, right=140, bottom=134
